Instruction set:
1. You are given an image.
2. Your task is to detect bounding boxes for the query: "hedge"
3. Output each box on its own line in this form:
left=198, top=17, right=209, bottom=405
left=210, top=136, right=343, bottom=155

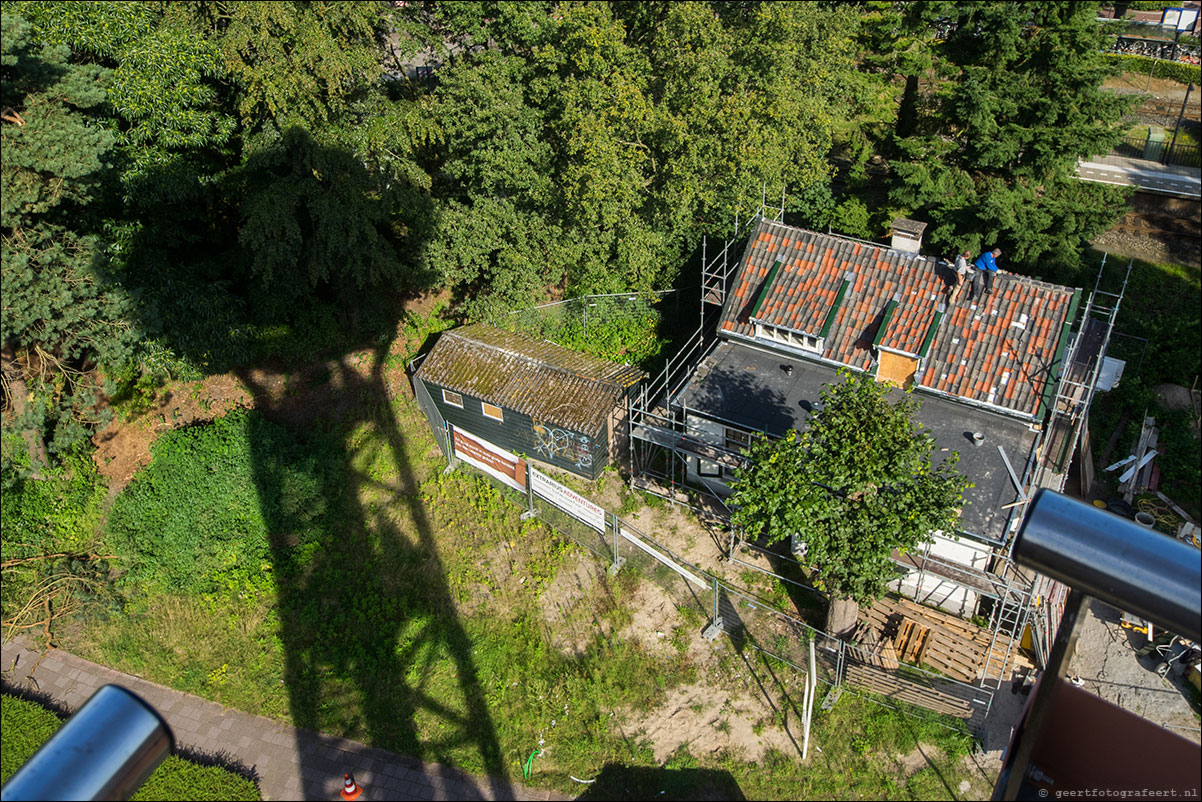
left=1, top=693, right=261, bottom=801
left=1106, top=53, right=1202, bottom=85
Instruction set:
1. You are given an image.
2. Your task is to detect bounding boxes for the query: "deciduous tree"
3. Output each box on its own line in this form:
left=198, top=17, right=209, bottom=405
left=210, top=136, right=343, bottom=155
left=729, top=371, right=970, bottom=637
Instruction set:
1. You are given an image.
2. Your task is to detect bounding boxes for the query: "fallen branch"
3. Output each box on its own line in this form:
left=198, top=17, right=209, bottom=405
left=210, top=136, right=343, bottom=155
left=1, top=552, right=117, bottom=569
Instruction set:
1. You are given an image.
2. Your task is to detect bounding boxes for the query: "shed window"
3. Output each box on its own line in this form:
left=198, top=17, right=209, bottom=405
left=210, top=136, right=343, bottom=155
left=442, top=389, right=464, bottom=408
left=482, top=402, right=504, bottom=422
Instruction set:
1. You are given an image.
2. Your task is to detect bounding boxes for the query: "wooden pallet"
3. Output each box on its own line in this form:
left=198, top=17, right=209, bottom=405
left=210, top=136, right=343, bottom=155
left=894, top=619, right=931, bottom=664
left=859, top=596, right=1035, bottom=684
left=843, top=662, right=975, bottom=718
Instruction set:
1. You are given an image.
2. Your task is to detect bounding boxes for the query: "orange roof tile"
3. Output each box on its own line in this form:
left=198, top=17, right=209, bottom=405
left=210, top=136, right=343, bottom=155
left=718, top=218, right=1078, bottom=418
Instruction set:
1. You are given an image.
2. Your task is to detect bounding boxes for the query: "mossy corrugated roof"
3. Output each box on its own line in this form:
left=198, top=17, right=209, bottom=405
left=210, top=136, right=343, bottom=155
left=416, top=323, right=646, bottom=436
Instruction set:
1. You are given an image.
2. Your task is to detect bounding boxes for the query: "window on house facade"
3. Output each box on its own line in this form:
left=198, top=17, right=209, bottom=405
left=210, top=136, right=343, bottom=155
left=482, top=402, right=504, bottom=422
left=442, top=389, right=464, bottom=408
left=697, top=459, right=721, bottom=478
left=725, top=427, right=752, bottom=453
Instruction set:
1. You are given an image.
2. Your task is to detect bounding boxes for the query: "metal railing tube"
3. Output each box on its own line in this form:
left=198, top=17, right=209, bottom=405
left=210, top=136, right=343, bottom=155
left=2, top=685, right=174, bottom=802
left=1013, top=489, right=1201, bottom=642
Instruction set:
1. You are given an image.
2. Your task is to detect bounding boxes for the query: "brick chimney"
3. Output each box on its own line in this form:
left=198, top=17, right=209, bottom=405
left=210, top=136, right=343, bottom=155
left=890, top=218, right=927, bottom=254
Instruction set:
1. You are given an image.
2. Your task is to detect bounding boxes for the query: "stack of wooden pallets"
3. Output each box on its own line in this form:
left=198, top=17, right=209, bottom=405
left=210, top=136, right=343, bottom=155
left=859, top=595, right=1035, bottom=683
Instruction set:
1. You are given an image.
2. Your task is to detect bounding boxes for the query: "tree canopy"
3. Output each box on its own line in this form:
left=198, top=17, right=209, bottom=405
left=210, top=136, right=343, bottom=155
left=413, top=0, right=858, bottom=316
left=869, top=1, right=1135, bottom=268
left=0, top=0, right=1147, bottom=472
left=1, top=10, right=133, bottom=466
left=728, top=372, right=970, bottom=634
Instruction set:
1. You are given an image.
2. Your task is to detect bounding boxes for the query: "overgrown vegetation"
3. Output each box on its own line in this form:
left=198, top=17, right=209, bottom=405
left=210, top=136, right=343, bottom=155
left=1083, top=250, right=1201, bottom=517
left=1, top=446, right=112, bottom=637
left=1, top=693, right=261, bottom=801
left=2, top=3, right=1196, bottom=799
left=105, top=409, right=336, bottom=598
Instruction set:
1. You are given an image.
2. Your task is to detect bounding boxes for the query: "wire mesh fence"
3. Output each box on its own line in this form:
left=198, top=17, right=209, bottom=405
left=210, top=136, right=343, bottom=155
left=410, top=384, right=994, bottom=735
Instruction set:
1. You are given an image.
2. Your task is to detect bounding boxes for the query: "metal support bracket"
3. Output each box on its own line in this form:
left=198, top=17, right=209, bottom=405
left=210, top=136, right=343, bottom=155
left=820, top=685, right=843, bottom=712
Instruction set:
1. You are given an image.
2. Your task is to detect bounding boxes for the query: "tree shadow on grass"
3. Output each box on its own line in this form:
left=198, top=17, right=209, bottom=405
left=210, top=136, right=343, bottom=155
left=114, top=128, right=514, bottom=796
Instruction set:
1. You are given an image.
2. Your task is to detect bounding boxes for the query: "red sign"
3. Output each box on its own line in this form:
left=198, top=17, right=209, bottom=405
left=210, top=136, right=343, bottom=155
left=451, top=426, right=526, bottom=492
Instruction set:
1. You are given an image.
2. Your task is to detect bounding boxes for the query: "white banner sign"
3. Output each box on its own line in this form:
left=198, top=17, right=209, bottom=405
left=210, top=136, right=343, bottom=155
left=619, top=528, right=707, bottom=589
left=451, top=426, right=526, bottom=493
left=530, top=467, right=606, bottom=532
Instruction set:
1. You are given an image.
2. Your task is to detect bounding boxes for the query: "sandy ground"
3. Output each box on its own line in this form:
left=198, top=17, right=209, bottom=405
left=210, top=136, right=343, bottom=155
left=1104, top=73, right=1202, bottom=108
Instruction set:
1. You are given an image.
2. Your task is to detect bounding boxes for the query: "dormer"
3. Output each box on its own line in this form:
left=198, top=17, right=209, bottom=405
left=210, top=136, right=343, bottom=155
left=747, top=260, right=852, bottom=360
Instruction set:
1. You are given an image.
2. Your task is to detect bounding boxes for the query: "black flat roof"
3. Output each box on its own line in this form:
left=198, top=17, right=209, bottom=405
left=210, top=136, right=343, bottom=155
left=675, top=339, right=1038, bottom=542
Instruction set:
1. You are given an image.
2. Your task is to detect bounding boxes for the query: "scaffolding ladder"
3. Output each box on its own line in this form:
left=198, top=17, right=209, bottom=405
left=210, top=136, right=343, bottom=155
left=1035, top=255, right=1132, bottom=486
left=978, top=581, right=1032, bottom=699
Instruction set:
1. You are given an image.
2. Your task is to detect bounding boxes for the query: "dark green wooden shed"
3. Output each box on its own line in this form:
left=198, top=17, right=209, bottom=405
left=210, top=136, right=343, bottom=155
left=414, top=323, right=646, bottom=480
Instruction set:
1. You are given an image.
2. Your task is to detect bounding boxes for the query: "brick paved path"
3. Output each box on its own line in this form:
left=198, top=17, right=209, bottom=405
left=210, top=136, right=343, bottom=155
left=1, top=636, right=567, bottom=801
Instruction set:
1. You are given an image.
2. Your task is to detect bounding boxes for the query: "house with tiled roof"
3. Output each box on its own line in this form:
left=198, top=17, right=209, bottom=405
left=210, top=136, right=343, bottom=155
left=630, top=214, right=1115, bottom=627
left=716, top=219, right=1079, bottom=420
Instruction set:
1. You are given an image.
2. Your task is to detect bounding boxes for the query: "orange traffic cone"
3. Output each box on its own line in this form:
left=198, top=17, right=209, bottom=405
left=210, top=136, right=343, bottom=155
left=340, top=772, right=362, bottom=801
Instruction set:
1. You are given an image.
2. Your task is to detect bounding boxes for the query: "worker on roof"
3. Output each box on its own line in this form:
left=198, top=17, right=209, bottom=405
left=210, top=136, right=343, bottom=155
left=950, top=249, right=973, bottom=303
left=971, top=248, right=1002, bottom=302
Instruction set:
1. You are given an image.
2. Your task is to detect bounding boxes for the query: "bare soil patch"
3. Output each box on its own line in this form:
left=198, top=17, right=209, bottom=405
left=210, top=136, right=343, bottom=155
left=611, top=579, right=805, bottom=763
left=537, top=552, right=611, bottom=656
left=1105, top=73, right=1201, bottom=105
left=1091, top=228, right=1201, bottom=269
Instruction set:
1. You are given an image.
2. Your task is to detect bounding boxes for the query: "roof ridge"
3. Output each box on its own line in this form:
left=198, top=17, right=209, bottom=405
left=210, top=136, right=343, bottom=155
left=450, top=325, right=636, bottom=388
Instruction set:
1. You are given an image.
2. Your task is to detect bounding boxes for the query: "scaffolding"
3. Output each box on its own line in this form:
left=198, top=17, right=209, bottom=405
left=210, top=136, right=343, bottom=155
left=1021, top=254, right=1131, bottom=662
left=629, top=218, right=1128, bottom=719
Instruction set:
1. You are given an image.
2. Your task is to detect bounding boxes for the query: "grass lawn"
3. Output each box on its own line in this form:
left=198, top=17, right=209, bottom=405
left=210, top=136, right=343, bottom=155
left=38, top=347, right=992, bottom=800
left=1, top=693, right=260, bottom=801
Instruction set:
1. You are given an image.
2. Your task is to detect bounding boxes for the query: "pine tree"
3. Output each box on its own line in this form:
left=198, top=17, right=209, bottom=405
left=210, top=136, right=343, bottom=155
left=1, top=10, right=133, bottom=470
left=880, top=2, right=1135, bottom=270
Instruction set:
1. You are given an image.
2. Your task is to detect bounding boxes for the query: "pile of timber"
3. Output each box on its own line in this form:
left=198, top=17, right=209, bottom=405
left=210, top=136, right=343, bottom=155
left=845, top=621, right=899, bottom=669
left=1120, top=415, right=1160, bottom=503
left=858, top=595, right=1035, bottom=684
left=842, top=661, right=975, bottom=718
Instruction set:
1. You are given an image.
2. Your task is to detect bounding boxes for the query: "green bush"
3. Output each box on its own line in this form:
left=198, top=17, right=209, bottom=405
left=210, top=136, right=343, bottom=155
left=1, top=448, right=107, bottom=555
left=1105, top=53, right=1202, bottom=85
left=105, top=409, right=336, bottom=597
left=1, top=694, right=260, bottom=800
left=1, top=447, right=110, bottom=626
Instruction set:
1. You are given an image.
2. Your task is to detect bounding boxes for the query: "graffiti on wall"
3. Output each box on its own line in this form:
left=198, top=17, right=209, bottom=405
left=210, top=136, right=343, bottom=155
left=532, top=421, right=593, bottom=471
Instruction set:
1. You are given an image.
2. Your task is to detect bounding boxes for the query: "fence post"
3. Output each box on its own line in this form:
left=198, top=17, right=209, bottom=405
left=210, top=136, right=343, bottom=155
left=520, top=461, right=536, bottom=520
left=703, top=578, right=724, bottom=641
left=836, top=640, right=845, bottom=689
left=1166, top=81, right=1194, bottom=165
left=443, top=422, right=459, bottom=474
left=607, top=513, right=625, bottom=576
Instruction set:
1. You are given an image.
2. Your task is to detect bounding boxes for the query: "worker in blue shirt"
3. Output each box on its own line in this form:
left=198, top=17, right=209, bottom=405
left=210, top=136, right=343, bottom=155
left=971, top=248, right=1001, bottom=302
